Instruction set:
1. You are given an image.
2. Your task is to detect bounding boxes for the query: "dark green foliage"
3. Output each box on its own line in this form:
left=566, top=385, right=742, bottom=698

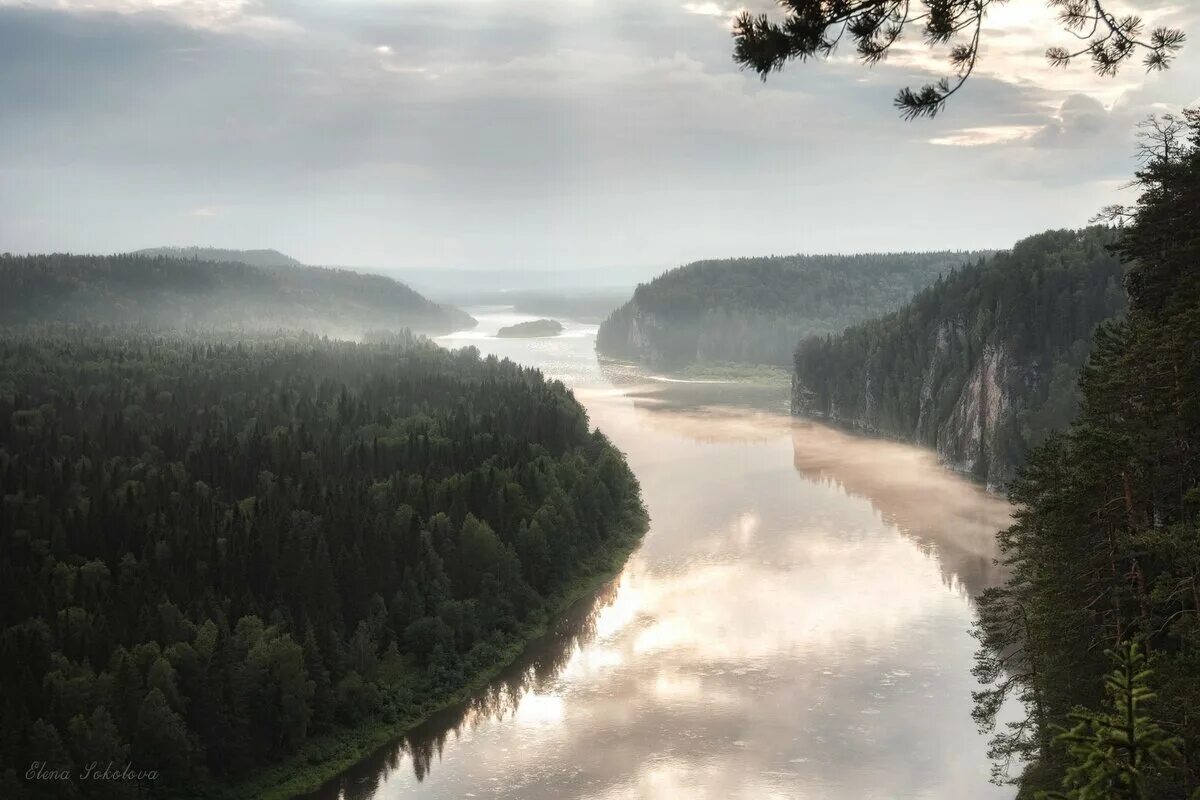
left=495, top=319, right=564, bottom=338
left=131, top=248, right=303, bottom=269
left=0, top=328, right=645, bottom=796
left=794, top=227, right=1126, bottom=487
left=596, top=250, right=981, bottom=367
left=0, top=253, right=474, bottom=335
left=1040, top=643, right=1182, bottom=800
left=972, top=110, right=1200, bottom=799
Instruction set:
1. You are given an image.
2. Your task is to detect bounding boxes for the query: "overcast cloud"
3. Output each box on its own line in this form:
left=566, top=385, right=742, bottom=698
left=1, top=0, right=1197, bottom=270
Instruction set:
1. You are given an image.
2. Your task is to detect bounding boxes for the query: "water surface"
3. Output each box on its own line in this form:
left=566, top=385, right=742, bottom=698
left=307, top=308, right=1014, bottom=800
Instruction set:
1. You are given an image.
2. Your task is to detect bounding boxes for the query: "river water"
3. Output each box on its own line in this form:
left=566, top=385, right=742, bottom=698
left=306, top=308, right=1015, bottom=800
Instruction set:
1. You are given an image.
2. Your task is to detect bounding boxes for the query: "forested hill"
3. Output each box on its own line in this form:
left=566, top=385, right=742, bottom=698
left=0, top=329, right=646, bottom=798
left=133, top=247, right=304, bottom=268
left=971, top=112, right=1200, bottom=800
left=793, top=227, right=1126, bottom=488
left=594, top=250, right=984, bottom=367
left=0, top=253, right=475, bottom=335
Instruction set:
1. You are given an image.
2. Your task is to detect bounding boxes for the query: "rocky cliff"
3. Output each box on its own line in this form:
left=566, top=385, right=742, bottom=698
left=792, top=228, right=1126, bottom=489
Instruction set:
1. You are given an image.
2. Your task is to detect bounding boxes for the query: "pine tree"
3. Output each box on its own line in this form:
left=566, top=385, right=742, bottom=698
left=1040, top=643, right=1182, bottom=800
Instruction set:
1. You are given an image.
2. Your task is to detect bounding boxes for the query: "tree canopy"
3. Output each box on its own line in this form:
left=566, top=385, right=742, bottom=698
left=792, top=226, right=1126, bottom=487
left=970, top=109, right=1200, bottom=797
left=596, top=250, right=981, bottom=367
left=0, top=328, right=646, bottom=797
left=0, top=253, right=474, bottom=336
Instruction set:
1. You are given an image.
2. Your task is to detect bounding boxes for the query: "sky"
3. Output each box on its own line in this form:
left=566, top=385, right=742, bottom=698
left=0, top=0, right=1197, bottom=271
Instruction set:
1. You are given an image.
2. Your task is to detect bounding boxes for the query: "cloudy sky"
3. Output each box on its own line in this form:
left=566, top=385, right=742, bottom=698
left=0, top=0, right=1197, bottom=270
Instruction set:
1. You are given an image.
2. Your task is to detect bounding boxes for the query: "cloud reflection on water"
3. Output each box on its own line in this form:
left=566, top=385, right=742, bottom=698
left=302, top=312, right=1012, bottom=800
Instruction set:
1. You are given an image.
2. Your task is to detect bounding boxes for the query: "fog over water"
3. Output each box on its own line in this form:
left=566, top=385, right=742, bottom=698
left=304, top=308, right=1015, bottom=800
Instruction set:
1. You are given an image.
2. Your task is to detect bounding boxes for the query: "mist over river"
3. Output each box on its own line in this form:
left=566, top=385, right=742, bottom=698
left=304, top=308, right=1015, bottom=800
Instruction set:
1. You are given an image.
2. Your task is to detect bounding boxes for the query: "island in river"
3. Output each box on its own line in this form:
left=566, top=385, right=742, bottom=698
left=496, top=318, right=564, bottom=337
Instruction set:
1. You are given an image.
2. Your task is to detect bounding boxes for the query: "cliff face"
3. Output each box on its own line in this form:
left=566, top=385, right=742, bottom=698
left=792, top=228, right=1127, bottom=490
left=618, top=308, right=674, bottom=365
left=796, top=321, right=1025, bottom=489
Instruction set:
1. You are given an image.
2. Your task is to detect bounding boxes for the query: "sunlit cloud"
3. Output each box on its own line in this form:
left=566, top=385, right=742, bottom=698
left=928, top=125, right=1042, bottom=147
left=682, top=2, right=727, bottom=16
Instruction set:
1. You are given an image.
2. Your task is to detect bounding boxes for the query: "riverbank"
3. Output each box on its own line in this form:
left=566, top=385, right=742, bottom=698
left=223, top=503, right=649, bottom=800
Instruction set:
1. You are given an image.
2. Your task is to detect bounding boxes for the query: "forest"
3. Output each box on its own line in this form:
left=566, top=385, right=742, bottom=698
left=792, top=227, right=1127, bottom=487
left=970, top=111, right=1200, bottom=798
left=0, top=254, right=474, bottom=336
left=595, top=250, right=985, bottom=367
left=131, top=249, right=303, bottom=269
left=0, top=328, right=646, bottom=798
left=496, top=319, right=564, bottom=338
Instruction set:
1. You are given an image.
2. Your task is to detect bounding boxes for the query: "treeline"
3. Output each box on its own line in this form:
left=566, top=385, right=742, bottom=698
left=793, top=227, right=1126, bottom=487
left=972, top=112, right=1200, bottom=797
left=595, top=250, right=983, bottom=367
left=0, top=253, right=474, bottom=335
left=132, top=248, right=303, bottom=269
left=0, top=328, right=646, bottom=797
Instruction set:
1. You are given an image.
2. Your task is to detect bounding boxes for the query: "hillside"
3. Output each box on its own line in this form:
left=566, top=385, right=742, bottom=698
left=595, top=250, right=986, bottom=367
left=792, top=227, right=1126, bottom=488
left=134, top=246, right=305, bottom=268
left=0, top=252, right=475, bottom=335
left=0, top=328, right=646, bottom=797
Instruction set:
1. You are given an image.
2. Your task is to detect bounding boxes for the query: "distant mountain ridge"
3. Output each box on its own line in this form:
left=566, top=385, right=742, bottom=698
left=792, top=227, right=1126, bottom=489
left=595, top=250, right=989, bottom=367
left=1, top=251, right=475, bottom=335
left=134, top=246, right=305, bottom=269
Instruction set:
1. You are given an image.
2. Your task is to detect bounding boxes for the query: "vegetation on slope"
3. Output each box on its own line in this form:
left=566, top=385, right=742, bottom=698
left=0, top=328, right=646, bottom=798
left=595, top=250, right=985, bottom=367
left=792, top=227, right=1126, bottom=487
left=496, top=319, right=564, bottom=338
left=133, top=247, right=304, bottom=269
left=0, top=253, right=474, bottom=335
left=971, top=110, right=1200, bottom=799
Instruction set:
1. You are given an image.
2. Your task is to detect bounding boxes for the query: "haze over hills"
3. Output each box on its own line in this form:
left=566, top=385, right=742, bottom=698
left=133, top=246, right=305, bottom=269
left=388, top=265, right=665, bottom=324
left=0, top=251, right=475, bottom=336
left=596, top=251, right=989, bottom=367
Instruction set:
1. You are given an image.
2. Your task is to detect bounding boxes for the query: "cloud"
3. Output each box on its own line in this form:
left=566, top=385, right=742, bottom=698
left=0, top=0, right=1197, bottom=266
left=0, top=0, right=297, bottom=32
left=681, top=2, right=729, bottom=17
left=1030, top=94, right=1112, bottom=148
left=928, top=125, right=1042, bottom=147
left=5, top=0, right=241, bottom=13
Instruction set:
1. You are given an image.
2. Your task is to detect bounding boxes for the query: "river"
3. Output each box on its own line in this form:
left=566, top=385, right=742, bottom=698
left=305, top=308, right=1016, bottom=800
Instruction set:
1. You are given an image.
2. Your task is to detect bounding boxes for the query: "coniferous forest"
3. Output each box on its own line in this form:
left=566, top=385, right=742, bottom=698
left=0, top=254, right=474, bottom=336
left=4, top=0, right=1197, bottom=796
left=595, top=251, right=985, bottom=367
left=0, top=328, right=646, bottom=798
left=970, top=111, right=1200, bottom=797
left=792, top=227, right=1127, bottom=487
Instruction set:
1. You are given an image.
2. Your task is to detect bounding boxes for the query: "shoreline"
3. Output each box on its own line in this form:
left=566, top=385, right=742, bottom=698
left=222, top=506, right=648, bottom=800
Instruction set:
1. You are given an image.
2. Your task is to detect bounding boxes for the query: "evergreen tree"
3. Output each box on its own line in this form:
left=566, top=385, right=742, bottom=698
left=1040, top=643, right=1182, bottom=800
left=731, top=0, right=1183, bottom=118
left=972, top=109, right=1200, bottom=798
